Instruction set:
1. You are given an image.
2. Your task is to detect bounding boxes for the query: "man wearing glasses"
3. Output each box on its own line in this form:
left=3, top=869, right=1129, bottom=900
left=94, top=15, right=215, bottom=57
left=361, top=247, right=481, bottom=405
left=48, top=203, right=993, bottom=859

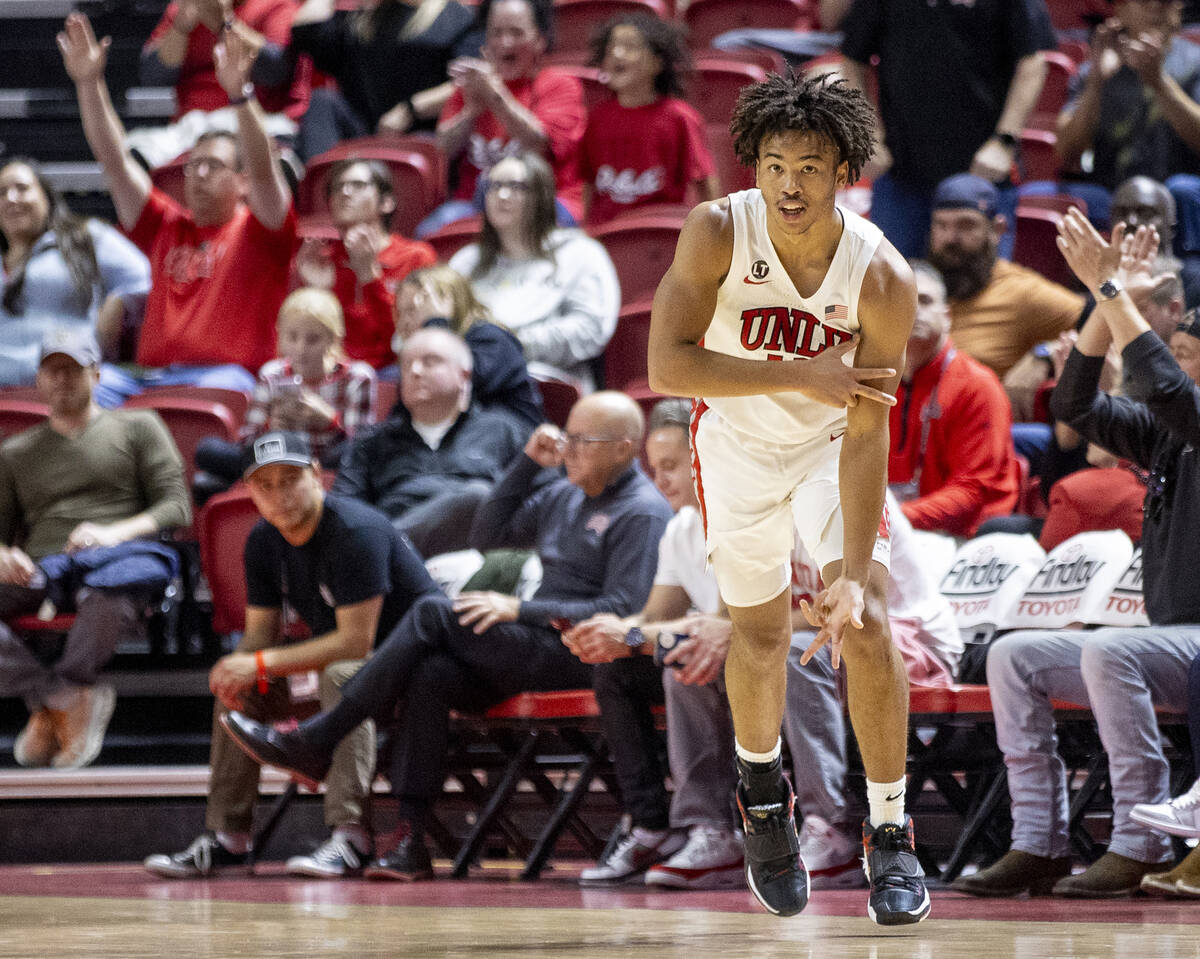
left=219, top=391, right=673, bottom=880
left=60, top=13, right=296, bottom=393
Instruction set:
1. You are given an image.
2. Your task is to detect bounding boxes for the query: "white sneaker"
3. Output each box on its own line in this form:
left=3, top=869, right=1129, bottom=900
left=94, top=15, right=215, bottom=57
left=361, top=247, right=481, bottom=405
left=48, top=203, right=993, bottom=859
left=797, top=814, right=865, bottom=889
left=1130, top=780, right=1200, bottom=838
left=286, top=830, right=370, bottom=878
left=579, top=826, right=687, bottom=886
left=644, top=825, right=744, bottom=889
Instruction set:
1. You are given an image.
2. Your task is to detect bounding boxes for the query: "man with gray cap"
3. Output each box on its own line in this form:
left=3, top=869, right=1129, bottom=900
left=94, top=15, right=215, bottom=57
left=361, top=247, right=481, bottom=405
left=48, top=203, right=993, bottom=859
left=0, top=327, right=190, bottom=768
left=145, top=430, right=439, bottom=880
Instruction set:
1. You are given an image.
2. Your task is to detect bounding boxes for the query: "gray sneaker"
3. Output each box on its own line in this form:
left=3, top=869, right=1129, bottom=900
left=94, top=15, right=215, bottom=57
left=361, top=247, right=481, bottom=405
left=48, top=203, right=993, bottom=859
left=579, top=827, right=687, bottom=886
left=286, top=832, right=370, bottom=878
left=144, top=833, right=251, bottom=878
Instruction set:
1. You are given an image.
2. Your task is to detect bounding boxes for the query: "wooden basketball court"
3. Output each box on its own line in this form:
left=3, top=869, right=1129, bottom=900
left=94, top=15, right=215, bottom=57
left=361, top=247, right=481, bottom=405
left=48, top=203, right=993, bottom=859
left=2, top=862, right=1197, bottom=958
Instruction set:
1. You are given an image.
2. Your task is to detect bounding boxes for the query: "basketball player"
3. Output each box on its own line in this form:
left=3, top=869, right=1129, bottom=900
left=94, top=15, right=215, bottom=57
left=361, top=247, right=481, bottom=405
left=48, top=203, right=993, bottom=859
left=646, top=72, right=928, bottom=926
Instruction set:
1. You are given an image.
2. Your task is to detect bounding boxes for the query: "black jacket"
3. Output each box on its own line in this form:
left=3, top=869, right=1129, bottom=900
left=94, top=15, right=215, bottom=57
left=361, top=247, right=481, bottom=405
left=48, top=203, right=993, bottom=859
left=1052, top=331, right=1200, bottom=624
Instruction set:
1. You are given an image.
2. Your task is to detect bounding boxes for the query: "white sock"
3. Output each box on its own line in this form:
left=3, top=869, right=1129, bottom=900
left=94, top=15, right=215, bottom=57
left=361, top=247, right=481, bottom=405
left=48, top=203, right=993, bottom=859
left=631, top=825, right=668, bottom=843
left=735, top=738, right=782, bottom=765
left=867, top=776, right=907, bottom=828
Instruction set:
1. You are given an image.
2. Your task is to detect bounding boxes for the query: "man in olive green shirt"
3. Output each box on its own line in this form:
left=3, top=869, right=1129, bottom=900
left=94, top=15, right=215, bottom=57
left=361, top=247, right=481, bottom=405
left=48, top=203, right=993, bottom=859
left=0, top=328, right=190, bottom=768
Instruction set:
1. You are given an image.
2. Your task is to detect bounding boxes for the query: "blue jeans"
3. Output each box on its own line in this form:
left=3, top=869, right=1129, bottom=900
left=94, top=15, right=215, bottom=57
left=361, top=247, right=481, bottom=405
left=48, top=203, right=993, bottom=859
left=104, top=363, right=257, bottom=399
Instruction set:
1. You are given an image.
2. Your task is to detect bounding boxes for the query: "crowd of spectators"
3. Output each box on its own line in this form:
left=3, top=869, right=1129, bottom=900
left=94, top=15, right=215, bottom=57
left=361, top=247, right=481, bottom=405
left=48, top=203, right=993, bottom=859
left=2, top=0, right=1200, bottom=901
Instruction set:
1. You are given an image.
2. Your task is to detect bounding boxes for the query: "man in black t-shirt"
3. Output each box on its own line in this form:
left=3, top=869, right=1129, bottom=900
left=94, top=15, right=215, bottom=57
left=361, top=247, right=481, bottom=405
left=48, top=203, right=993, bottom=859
left=839, top=0, right=1056, bottom=258
left=144, top=431, right=439, bottom=880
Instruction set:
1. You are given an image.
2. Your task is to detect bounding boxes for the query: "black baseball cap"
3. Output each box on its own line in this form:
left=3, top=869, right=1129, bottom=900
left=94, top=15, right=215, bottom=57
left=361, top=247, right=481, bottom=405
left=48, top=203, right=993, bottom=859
left=240, top=431, right=314, bottom=479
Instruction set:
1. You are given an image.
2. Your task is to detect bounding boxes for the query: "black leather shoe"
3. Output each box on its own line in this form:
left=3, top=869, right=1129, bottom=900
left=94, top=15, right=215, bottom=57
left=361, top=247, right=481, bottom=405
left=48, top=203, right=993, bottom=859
left=219, top=711, right=332, bottom=791
left=364, top=826, right=434, bottom=882
left=863, top=816, right=931, bottom=925
left=736, top=779, right=810, bottom=916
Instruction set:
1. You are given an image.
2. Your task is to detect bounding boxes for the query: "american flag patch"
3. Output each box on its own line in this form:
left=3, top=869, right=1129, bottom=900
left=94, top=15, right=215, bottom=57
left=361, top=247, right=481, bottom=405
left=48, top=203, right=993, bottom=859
left=825, top=304, right=848, bottom=322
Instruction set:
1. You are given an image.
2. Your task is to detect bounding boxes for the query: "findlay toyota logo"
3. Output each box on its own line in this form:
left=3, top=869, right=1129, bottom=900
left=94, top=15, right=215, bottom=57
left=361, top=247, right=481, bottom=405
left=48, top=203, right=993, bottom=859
left=743, top=259, right=770, bottom=284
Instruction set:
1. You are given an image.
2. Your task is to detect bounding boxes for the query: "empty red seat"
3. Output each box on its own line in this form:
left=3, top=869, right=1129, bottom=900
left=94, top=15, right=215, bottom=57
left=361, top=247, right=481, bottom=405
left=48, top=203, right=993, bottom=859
left=1012, top=205, right=1076, bottom=289
left=0, top=398, right=49, bottom=438
left=604, top=298, right=653, bottom=391
left=197, top=485, right=261, bottom=635
left=551, top=0, right=669, bottom=57
left=681, top=0, right=813, bottom=50
left=532, top=375, right=581, bottom=427
left=1019, top=128, right=1062, bottom=183
left=587, top=209, right=685, bottom=304
left=688, top=56, right=768, bottom=125
left=425, top=215, right=484, bottom=263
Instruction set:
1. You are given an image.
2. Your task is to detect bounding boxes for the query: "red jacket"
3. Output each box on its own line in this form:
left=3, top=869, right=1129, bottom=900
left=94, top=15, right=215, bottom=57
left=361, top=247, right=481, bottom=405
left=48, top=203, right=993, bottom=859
left=888, top=341, right=1019, bottom=537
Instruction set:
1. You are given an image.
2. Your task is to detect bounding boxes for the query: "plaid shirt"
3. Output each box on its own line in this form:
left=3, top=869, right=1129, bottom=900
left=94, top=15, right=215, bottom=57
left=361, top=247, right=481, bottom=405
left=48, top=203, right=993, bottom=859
left=241, top=357, right=377, bottom=457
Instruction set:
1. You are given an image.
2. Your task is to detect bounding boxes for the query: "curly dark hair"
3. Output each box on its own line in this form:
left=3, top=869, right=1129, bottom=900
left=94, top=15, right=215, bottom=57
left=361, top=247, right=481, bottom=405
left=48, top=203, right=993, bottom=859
left=587, top=13, right=691, bottom=99
left=729, top=71, right=876, bottom=185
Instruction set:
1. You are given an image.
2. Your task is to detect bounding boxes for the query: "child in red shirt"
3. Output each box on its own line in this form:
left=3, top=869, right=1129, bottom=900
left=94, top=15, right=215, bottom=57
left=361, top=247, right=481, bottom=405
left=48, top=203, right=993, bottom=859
left=581, top=14, right=719, bottom=225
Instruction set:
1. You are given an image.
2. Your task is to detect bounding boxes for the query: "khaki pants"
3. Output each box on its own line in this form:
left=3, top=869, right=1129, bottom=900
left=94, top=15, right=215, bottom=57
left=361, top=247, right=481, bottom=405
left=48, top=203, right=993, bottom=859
left=206, top=659, right=375, bottom=834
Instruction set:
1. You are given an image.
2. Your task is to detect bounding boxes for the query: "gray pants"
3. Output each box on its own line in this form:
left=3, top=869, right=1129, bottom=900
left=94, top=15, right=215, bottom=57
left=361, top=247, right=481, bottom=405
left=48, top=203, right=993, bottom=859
left=206, top=659, right=375, bottom=834
left=394, top=481, right=492, bottom=558
left=663, top=633, right=848, bottom=830
left=0, top=586, right=140, bottom=711
left=987, top=625, right=1200, bottom=864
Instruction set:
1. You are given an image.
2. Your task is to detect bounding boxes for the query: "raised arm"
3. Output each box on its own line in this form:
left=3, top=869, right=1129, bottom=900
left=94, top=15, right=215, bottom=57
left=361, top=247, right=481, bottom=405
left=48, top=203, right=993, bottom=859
left=214, top=29, right=291, bottom=230
left=971, top=52, right=1047, bottom=182
left=647, top=201, right=897, bottom=406
left=1056, top=22, right=1120, bottom=168
left=58, top=13, right=151, bottom=230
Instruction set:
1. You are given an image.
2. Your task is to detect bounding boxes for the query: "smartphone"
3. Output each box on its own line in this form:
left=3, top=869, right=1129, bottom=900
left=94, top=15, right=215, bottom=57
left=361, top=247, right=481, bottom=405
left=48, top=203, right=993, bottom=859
left=550, top=617, right=574, bottom=632
left=653, top=631, right=689, bottom=670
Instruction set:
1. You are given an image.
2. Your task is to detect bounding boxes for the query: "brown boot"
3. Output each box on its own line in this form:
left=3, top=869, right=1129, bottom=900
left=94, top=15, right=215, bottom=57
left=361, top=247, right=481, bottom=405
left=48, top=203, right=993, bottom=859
left=1052, top=851, right=1166, bottom=898
left=13, top=708, right=59, bottom=767
left=1146, top=846, right=1200, bottom=897
left=950, top=850, right=1073, bottom=897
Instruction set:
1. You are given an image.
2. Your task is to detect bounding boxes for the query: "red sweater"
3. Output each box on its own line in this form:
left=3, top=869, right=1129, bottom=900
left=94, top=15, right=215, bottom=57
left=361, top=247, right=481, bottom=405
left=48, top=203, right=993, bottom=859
left=888, top=341, right=1020, bottom=537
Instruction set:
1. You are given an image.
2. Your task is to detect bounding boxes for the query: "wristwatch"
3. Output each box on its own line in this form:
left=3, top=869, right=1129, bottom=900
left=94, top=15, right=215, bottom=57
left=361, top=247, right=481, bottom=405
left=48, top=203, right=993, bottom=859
left=623, top=625, right=647, bottom=650
left=994, top=131, right=1019, bottom=151
left=1098, top=277, right=1124, bottom=300
left=229, top=82, right=255, bottom=107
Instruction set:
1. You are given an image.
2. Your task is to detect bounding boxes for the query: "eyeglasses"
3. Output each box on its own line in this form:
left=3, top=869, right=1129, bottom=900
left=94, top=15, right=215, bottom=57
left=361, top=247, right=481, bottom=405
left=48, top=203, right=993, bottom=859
left=562, top=434, right=622, bottom=451
left=183, top=157, right=235, bottom=177
left=485, top=179, right=532, bottom=194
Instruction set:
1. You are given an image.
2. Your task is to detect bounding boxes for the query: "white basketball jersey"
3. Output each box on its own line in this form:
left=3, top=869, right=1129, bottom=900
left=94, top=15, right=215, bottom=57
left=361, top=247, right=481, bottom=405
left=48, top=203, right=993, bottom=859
left=701, top=189, right=883, bottom=443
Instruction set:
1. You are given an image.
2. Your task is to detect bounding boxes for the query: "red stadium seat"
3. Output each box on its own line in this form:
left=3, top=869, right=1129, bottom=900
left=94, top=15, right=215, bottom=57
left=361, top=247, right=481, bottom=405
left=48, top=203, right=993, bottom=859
left=1019, top=128, right=1062, bottom=183
left=681, top=0, right=813, bottom=51
left=121, top=396, right=240, bottom=526
left=688, top=56, right=767, bottom=125
left=1028, top=51, right=1077, bottom=131
left=1043, top=0, right=1108, bottom=32
left=139, top=386, right=250, bottom=429
left=197, top=484, right=261, bottom=635
left=150, top=153, right=188, bottom=206
left=1012, top=205, right=1076, bottom=290
left=551, top=0, right=669, bottom=57
left=532, top=375, right=580, bottom=427
left=587, top=209, right=685, bottom=304
left=425, top=215, right=484, bottom=263
left=604, top=298, right=653, bottom=392
left=706, top=121, right=755, bottom=193
left=0, top=398, right=49, bottom=438
left=298, top=135, right=448, bottom=238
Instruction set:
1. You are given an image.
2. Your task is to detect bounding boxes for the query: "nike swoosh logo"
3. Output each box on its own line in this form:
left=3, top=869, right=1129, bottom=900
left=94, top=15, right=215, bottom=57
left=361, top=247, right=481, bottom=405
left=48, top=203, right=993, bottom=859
left=830, top=430, right=846, bottom=443
left=884, top=791, right=904, bottom=802
left=742, top=276, right=770, bottom=285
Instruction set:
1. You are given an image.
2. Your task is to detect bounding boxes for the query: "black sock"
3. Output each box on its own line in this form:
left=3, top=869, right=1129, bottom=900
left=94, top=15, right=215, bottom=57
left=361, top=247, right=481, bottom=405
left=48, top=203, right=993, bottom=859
left=737, top=753, right=786, bottom=808
left=298, top=699, right=367, bottom=751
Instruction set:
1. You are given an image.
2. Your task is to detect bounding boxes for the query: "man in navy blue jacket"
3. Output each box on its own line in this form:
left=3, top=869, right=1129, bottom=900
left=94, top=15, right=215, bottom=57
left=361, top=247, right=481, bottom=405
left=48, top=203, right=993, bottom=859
left=221, top=391, right=673, bottom=879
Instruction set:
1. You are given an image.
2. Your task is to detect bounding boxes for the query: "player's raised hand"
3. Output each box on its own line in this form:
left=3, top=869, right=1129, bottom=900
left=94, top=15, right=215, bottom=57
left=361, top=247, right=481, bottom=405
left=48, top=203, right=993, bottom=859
left=57, top=13, right=110, bottom=85
left=795, top=338, right=897, bottom=408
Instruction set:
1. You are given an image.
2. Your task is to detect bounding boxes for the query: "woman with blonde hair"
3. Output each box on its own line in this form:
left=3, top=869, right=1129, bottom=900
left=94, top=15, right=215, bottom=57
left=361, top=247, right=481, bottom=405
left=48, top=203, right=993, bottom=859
left=194, top=287, right=378, bottom=500
left=392, top=264, right=543, bottom=427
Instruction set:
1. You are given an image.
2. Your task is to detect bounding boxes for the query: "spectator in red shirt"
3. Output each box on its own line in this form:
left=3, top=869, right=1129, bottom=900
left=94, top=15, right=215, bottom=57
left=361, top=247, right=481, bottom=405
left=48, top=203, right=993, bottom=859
left=60, top=14, right=298, bottom=394
left=132, top=0, right=310, bottom=169
left=294, top=159, right=436, bottom=369
left=581, top=14, right=718, bottom=225
left=888, top=260, right=1020, bottom=537
left=421, top=0, right=586, bottom=236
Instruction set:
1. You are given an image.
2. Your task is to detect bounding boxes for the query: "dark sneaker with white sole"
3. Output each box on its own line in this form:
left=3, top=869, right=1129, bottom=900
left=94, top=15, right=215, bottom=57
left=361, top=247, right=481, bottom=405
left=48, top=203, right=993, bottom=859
left=364, top=825, right=434, bottom=882
left=736, top=780, right=809, bottom=916
left=144, top=833, right=251, bottom=878
left=862, top=816, right=931, bottom=925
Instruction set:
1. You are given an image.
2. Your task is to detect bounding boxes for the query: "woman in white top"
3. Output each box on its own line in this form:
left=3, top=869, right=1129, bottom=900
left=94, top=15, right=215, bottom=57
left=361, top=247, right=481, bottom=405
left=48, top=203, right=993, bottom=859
left=449, top=152, right=620, bottom=392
